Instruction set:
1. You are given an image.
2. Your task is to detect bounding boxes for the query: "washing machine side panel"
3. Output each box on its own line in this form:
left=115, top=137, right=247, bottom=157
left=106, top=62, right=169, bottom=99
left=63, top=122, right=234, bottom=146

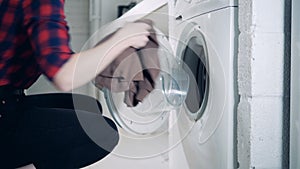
left=204, top=7, right=238, bottom=169
left=177, top=7, right=238, bottom=169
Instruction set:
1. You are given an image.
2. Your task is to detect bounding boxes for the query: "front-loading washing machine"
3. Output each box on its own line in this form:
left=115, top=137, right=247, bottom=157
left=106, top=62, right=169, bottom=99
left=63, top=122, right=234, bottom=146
left=82, top=0, right=238, bottom=168
left=168, top=0, right=238, bottom=168
left=83, top=2, right=179, bottom=166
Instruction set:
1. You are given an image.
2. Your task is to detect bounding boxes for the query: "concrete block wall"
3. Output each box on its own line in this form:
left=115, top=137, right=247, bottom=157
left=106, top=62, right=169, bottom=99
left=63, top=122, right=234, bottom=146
left=237, top=0, right=290, bottom=169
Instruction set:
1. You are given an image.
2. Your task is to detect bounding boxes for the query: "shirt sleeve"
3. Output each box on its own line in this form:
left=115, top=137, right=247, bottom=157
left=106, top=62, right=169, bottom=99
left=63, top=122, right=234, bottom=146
left=23, top=0, right=73, bottom=81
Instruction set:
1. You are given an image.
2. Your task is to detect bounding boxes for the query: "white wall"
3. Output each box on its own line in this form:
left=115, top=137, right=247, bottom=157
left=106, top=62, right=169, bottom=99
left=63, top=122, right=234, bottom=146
left=237, top=0, right=290, bottom=169
left=89, top=0, right=143, bottom=35
left=101, top=0, right=138, bottom=25
left=290, top=0, right=300, bottom=168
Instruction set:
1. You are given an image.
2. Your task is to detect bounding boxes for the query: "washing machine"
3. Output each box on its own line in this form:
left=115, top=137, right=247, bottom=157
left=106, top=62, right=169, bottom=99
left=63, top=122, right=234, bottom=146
left=80, top=2, right=182, bottom=166
left=168, top=0, right=239, bottom=169
left=83, top=0, right=238, bottom=168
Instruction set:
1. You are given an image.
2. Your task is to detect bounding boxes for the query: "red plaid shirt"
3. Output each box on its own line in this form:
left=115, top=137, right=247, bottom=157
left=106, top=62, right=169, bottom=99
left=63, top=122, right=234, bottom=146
left=0, top=0, right=73, bottom=88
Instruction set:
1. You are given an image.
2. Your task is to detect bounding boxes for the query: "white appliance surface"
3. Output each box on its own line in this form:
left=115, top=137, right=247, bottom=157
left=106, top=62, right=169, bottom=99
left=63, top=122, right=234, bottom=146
left=169, top=0, right=238, bottom=169
left=173, top=0, right=237, bottom=20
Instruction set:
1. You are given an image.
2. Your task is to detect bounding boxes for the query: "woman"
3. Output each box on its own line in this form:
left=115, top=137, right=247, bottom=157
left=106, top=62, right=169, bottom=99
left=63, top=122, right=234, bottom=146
left=0, top=0, right=151, bottom=168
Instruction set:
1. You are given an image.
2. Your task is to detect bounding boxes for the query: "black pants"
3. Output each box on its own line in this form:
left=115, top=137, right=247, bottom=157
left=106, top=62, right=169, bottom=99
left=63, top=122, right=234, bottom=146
left=0, top=93, right=119, bottom=169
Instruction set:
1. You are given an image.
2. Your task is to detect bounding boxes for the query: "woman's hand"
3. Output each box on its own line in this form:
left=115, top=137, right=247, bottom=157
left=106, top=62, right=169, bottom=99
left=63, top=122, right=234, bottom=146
left=53, top=21, right=153, bottom=91
left=114, top=22, right=152, bottom=49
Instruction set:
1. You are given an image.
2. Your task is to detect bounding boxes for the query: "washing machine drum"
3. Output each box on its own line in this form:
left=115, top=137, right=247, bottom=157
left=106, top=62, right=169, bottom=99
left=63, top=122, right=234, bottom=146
left=102, top=28, right=189, bottom=135
left=177, top=22, right=210, bottom=121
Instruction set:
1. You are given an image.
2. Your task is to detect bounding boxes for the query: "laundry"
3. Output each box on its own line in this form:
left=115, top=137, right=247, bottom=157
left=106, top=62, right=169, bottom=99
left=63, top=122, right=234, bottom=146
left=94, top=19, right=160, bottom=107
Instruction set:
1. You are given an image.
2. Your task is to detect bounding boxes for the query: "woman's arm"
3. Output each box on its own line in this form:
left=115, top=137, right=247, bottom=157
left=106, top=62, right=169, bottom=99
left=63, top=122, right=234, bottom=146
left=53, top=22, right=151, bottom=91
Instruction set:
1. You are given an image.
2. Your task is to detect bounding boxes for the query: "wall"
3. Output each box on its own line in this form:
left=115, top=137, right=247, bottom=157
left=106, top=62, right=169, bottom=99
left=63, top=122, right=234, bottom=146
left=100, top=0, right=142, bottom=25
left=89, top=0, right=143, bottom=35
left=237, top=0, right=290, bottom=169
left=290, top=0, right=300, bottom=168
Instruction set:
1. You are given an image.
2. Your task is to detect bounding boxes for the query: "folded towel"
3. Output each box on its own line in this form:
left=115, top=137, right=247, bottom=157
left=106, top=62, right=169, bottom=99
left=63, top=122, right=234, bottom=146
left=94, top=19, right=160, bottom=107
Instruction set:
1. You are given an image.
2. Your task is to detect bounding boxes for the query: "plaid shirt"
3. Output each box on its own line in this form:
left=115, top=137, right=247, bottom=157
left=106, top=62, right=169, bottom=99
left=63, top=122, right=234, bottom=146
left=0, top=0, right=73, bottom=88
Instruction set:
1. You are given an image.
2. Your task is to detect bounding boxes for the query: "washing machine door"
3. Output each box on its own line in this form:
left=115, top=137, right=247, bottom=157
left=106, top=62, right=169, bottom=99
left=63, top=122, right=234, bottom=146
left=173, top=11, right=235, bottom=168
left=103, top=28, right=186, bottom=135
left=176, top=22, right=210, bottom=121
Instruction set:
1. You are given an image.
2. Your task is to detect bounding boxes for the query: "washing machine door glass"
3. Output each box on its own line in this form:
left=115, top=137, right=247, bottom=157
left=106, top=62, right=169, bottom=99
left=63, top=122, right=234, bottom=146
left=177, top=23, right=209, bottom=121
left=104, top=29, right=189, bottom=135
left=104, top=88, right=170, bottom=135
